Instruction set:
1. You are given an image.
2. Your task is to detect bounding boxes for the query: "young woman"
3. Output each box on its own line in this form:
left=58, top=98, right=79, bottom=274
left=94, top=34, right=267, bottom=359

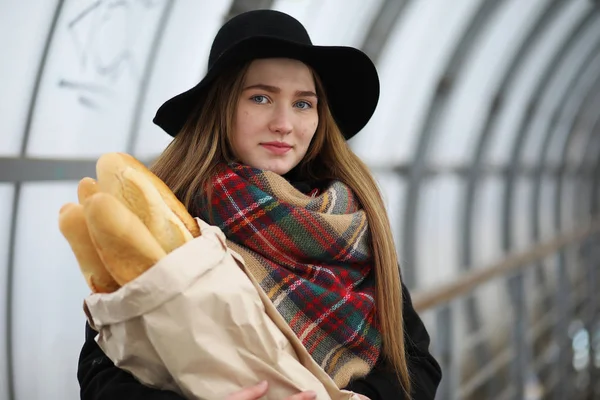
left=77, top=10, right=441, bottom=400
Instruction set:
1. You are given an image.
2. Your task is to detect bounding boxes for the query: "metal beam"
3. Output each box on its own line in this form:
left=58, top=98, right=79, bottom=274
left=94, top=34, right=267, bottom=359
left=456, top=5, right=573, bottom=387
left=591, top=134, right=600, bottom=216
left=528, top=13, right=600, bottom=299
left=463, top=0, right=568, bottom=270
left=359, top=0, right=411, bottom=63
left=533, top=15, right=600, bottom=400
left=501, top=10, right=600, bottom=395
left=401, top=0, right=506, bottom=286
left=531, top=38, right=600, bottom=255
left=580, top=117, right=600, bottom=216
left=526, top=26, right=600, bottom=344
left=549, top=66, right=600, bottom=399
left=503, top=10, right=597, bottom=250
left=126, top=0, right=175, bottom=154
left=7, top=1, right=66, bottom=400
left=397, top=1, right=508, bottom=397
left=553, top=73, right=600, bottom=231
left=552, top=58, right=600, bottom=228
left=574, top=116, right=600, bottom=219
left=224, top=0, right=274, bottom=22
left=1, top=156, right=587, bottom=183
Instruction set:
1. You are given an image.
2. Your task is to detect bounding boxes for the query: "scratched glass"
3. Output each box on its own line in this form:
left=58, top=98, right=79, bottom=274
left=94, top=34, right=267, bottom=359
left=0, top=184, right=14, bottom=400
left=11, top=183, right=88, bottom=400
left=25, top=1, right=168, bottom=157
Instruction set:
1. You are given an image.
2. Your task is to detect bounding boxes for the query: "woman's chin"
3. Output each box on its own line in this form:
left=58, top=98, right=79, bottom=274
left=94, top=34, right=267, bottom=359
left=263, top=166, right=292, bottom=176
left=249, top=161, right=295, bottom=176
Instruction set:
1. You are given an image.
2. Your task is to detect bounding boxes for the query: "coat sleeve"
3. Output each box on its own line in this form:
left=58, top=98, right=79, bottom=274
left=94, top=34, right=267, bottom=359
left=77, top=323, right=185, bottom=400
left=343, top=282, right=442, bottom=400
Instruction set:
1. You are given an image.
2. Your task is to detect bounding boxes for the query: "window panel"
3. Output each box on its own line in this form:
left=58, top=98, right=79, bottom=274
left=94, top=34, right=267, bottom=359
left=0, top=184, right=15, bottom=400
left=564, top=79, right=600, bottom=172
left=272, top=0, right=383, bottom=48
left=132, top=0, right=233, bottom=159
left=547, top=57, right=600, bottom=169
left=471, top=177, right=504, bottom=267
left=12, top=183, right=89, bottom=400
left=512, top=177, right=533, bottom=252
left=574, top=177, right=593, bottom=221
left=372, top=170, right=406, bottom=255
left=469, top=279, right=512, bottom=354
left=431, top=0, right=547, bottom=166
left=26, top=0, right=171, bottom=157
left=0, top=0, right=60, bottom=156
left=540, top=176, right=557, bottom=241
left=579, top=134, right=600, bottom=200
left=541, top=253, right=559, bottom=291
left=351, top=0, right=481, bottom=165
left=416, top=176, right=463, bottom=288
left=487, top=0, right=591, bottom=166
left=521, top=20, right=600, bottom=167
left=560, top=179, right=577, bottom=231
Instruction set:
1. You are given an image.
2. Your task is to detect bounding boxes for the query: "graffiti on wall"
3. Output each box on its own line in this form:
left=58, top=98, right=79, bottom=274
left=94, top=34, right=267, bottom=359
left=25, top=0, right=169, bottom=156
left=58, top=0, right=165, bottom=109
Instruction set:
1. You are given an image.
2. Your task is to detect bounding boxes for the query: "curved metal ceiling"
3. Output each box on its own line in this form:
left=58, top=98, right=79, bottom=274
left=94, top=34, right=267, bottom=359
left=1, top=1, right=599, bottom=399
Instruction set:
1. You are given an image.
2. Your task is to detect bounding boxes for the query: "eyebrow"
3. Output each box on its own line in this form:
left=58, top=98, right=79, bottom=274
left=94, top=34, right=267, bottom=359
left=243, top=83, right=318, bottom=98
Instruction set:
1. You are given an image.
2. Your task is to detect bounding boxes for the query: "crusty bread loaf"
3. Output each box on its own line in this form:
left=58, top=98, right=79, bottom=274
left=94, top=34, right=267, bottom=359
left=77, top=177, right=99, bottom=204
left=96, top=152, right=201, bottom=238
left=96, top=159, right=194, bottom=253
left=83, top=192, right=167, bottom=285
left=58, top=203, right=120, bottom=293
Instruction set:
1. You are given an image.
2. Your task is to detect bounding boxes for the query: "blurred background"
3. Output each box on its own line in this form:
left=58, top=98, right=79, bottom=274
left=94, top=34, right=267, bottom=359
left=1, top=0, right=600, bottom=399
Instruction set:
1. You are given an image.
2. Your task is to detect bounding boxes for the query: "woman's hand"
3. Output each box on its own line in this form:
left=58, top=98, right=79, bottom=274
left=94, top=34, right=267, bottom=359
left=225, top=381, right=317, bottom=400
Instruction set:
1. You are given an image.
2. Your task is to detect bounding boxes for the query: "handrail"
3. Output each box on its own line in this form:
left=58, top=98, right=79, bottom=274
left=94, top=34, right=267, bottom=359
left=411, top=218, right=600, bottom=312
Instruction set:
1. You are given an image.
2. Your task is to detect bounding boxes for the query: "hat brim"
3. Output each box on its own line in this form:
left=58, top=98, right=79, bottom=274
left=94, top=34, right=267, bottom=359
left=153, top=36, right=380, bottom=140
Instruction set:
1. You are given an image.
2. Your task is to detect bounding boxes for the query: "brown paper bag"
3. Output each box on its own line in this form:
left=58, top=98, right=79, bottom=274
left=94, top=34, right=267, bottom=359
left=84, top=219, right=357, bottom=400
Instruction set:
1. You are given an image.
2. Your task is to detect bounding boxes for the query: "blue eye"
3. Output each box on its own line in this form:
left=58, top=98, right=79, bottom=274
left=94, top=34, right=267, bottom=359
left=295, top=100, right=312, bottom=109
left=250, top=95, right=268, bottom=104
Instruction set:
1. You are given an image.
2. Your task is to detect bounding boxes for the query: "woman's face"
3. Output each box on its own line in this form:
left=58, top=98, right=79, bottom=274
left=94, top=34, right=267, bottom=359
left=231, top=58, right=319, bottom=175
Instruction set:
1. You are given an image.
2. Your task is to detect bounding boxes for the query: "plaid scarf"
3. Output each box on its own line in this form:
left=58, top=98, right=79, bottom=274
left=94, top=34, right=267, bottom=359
left=193, top=164, right=382, bottom=388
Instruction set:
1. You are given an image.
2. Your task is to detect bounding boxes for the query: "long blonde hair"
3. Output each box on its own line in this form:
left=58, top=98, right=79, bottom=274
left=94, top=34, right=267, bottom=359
left=150, top=61, right=411, bottom=396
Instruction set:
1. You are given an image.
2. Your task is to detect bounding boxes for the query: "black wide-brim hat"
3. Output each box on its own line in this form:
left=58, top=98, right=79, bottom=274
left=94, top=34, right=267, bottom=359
left=153, top=9, right=380, bottom=140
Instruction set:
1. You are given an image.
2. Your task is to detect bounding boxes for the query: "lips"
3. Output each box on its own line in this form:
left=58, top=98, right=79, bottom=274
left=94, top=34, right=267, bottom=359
left=260, top=142, right=292, bottom=155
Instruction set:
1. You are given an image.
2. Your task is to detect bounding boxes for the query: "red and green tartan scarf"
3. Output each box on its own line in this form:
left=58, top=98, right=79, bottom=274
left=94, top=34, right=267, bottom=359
left=193, top=163, right=382, bottom=388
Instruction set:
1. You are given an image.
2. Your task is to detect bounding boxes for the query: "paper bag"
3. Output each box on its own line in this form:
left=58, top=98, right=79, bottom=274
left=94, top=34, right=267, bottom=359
left=84, top=218, right=356, bottom=400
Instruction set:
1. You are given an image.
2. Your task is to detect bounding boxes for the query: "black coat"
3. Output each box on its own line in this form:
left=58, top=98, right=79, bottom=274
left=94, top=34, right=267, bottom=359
left=77, top=281, right=441, bottom=399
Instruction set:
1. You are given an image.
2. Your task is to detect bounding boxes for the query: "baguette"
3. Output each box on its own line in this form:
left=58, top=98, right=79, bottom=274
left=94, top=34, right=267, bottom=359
left=96, top=152, right=200, bottom=238
left=97, top=163, right=194, bottom=254
left=58, top=203, right=120, bottom=293
left=77, top=177, right=99, bottom=204
left=83, top=192, right=167, bottom=285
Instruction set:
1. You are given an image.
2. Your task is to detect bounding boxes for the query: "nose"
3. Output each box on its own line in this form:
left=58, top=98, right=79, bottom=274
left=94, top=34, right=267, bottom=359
left=268, top=106, right=293, bottom=135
